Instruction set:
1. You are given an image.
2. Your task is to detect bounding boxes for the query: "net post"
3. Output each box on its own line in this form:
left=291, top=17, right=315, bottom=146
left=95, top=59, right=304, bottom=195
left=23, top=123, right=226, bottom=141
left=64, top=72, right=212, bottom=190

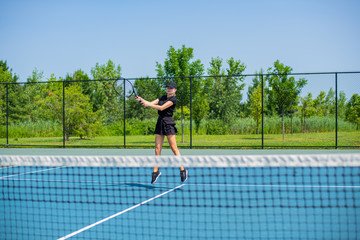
left=335, top=72, right=338, bottom=149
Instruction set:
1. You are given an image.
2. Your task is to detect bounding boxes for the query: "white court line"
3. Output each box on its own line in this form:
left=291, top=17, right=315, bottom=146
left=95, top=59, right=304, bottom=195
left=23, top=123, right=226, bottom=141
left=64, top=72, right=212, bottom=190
left=57, top=184, right=185, bottom=240
left=0, top=166, right=65, bottom=179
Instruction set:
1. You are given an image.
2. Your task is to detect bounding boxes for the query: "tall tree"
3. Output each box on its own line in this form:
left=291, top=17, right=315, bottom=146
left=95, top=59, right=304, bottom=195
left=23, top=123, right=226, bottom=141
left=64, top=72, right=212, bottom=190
left=156, top=45, right=204, bottom=142
left=337, top=91, right=347, bottom=119
left=313, top=91, right=327, bottom=117
left=345, top=94, right=360, bottom=130
left=37, top=82, right=101, bottom=140
left=207, top=57, right=246, bottom=125
left=266, top=60, right=307, bottom=140
left=287, top=78, right=306, bottom=135
left=127, top=77, right=160, bottom=120
left=193, top=78, right=210, bottom=135
left=91, top=60, right=122, bottom=123
left=0, top=61, right=17, bottom=84
left=246, top=69, right=264, bottom=118
left=205, top=57, right=224, bottom=119
left=0, top=61, right=21, bottom=124
left=299, top=93, right=316, bottom=133
left=249, top=85, right=262, bottom=134
left=23, top=69, right=47, bottom=121
left=65, top=69, right=91, bottom=97
left=325, top=88, right=335, bottom=116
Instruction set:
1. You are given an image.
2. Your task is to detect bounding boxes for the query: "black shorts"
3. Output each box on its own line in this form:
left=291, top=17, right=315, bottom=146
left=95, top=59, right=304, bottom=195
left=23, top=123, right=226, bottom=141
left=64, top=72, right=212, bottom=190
left=154, top=117, right=177, bottom=135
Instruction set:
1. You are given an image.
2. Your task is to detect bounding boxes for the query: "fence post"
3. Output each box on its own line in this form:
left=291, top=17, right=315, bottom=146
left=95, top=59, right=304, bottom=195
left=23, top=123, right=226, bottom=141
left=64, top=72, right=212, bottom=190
left=261, top=74, right=264, bottom=149
left=123, top=79, right=126, bottom=148
left=335, top=73, right=338, bottom=149
left=190, top=77, right=193, bottom=149
left=62, top=81, right=66, bottom=148
left=6, top=83, right=9, bottom=147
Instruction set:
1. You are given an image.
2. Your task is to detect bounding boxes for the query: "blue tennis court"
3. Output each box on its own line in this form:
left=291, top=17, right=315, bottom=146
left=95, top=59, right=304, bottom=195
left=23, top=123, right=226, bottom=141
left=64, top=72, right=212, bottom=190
left=1, top=149, right=360, bottom=239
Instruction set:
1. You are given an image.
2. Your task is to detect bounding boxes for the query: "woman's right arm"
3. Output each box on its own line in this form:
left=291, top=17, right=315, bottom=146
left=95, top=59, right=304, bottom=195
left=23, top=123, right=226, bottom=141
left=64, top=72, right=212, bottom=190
left=150, top=99, right=159, bottom=105
left=135, top=97, right=159, bottom=105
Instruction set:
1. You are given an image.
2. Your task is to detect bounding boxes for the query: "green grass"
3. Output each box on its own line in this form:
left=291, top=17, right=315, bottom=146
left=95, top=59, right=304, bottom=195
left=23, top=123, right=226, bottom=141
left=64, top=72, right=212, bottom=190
left=2, top=131, right=359, bottom=148
left=1, top=116, right=357, bottom=139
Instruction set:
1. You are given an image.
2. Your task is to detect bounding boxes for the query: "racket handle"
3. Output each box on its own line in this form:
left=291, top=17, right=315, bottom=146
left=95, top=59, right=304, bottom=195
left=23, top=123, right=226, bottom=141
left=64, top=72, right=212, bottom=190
left=134, top=96, right=142, bottom=103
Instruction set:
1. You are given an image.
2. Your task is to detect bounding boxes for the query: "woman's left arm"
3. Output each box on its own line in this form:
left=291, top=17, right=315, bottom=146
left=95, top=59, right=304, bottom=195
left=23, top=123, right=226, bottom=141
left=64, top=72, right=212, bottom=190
left=143, top=100, right=173, bottom=111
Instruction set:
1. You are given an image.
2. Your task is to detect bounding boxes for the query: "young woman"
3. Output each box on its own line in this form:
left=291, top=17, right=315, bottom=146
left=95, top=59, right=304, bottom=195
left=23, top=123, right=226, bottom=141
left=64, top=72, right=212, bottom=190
left=135, top=81, right=188, bottom=184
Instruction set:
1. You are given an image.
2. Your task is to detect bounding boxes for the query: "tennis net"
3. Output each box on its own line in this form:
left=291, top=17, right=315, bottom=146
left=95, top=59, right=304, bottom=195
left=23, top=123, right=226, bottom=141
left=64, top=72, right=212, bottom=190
left=1, top=153, right=360, bottom=239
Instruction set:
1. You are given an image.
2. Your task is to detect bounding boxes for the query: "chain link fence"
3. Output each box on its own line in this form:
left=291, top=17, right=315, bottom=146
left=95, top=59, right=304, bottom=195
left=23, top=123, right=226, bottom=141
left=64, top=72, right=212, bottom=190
left=0, top=72, right=359, bottom=149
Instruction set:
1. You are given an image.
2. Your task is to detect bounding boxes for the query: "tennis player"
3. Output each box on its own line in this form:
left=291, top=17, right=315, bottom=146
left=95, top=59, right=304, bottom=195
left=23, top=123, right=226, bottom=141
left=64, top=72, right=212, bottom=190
left=135, top=81, right=188, bottom=184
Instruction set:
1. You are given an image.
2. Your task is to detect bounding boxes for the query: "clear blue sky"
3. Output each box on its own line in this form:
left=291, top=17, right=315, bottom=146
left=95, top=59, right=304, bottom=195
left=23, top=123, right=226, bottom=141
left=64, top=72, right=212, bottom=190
left=1, top=0, right=359, bottom=86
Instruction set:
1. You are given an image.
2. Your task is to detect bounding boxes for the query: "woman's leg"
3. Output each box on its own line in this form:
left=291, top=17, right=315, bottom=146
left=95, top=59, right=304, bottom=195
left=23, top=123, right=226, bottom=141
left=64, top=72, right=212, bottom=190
left=166, top=134, right=180, bottom=155
left=154, top=134, right=165, bottom=172
left=166, top=135, right=185, bottom=171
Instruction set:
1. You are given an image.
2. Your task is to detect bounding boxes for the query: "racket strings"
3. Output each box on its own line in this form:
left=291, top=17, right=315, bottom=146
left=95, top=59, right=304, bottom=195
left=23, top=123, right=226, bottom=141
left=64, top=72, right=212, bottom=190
left=113, top=79, right=136, bottom=98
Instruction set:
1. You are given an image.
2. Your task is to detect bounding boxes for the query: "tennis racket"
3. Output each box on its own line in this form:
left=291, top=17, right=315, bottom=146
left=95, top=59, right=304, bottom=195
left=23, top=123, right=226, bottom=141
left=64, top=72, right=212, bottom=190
left=113, top=78, right=139, bottom=99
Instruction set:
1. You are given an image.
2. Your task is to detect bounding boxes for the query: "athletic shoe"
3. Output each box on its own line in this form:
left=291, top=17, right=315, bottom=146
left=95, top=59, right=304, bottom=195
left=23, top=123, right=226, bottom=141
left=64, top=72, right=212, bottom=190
left=151, top=171, right=162, bottom=184
left=180, top=169, right=188, bottom=183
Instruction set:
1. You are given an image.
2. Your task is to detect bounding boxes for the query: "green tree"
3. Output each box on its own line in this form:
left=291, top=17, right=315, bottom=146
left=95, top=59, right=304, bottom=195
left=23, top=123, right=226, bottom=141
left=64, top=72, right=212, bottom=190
left=205, top=57, right=224, bottom=120
left=193, top=88, right=210, bottom=135
left=37, top=82, right=101, bottom=140
left=249, top=85, right=262, bottom=134
left=27, top=68, right=44, bottom=83
left=266, top=60, right=307, bottom=140
left=345, top=93, right=360, bottom=130
left=338, top=91, right=347, bottom=119
left=207, top=57, right=246, bottom=125
left=91, top=60, right=122, bottom=123
left=23, top=69, right=46, bottom=121
left=91, top=59, right=122, bottom=80
left=127, top=77, right=160, bottom=120
left=156, top=45, right=204, bottom=142
left=246, top=69, right=264, bottom=117
left=287, top=78, right=306, bottom=135
left=0, top=61, right=21, bottom=125
left=325, top=88, right=335, bottom=116
left=313, top=91, right=327, bottom=117
left=298, top=93, right=316, bottom=133
left=7, top=84, right=28, bottom=122
left=65, top=69, right=90, bottom=90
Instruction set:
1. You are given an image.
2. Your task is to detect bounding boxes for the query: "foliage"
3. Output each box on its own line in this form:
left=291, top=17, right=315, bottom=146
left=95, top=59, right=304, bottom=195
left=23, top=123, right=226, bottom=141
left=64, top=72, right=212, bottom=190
left=36, top=83, right=101, bottom=140
left=266, top=60, right=307, bottom=140
left=3, top=116, right=357, bottom=139
left=338, top=91, right=347, bottom=119
left=249, top=85, right=262, bottom=134
left=90, top=60, right=122, bottom=123
left=0, top=54, right=359, bottom=145
left=193, top=92, right=209, bottom=135
left=0, top=61, right=20, bottom=125
left=298, top=93, right=316, bottom=133
left=126, top=77, right=160, bottom=120
left=206, top=57, right=246, bottom=125
left=345, top=94, right=360, bottom=130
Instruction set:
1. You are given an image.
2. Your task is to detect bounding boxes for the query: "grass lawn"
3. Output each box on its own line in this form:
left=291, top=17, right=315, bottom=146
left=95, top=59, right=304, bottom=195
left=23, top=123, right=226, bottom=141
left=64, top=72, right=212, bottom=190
left=2, top=131, right=359, bottom=148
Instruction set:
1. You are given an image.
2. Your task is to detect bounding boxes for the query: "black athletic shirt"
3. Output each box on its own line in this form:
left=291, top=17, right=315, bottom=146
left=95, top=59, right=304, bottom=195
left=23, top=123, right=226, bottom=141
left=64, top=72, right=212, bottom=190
left=157, top=95, right=177, bottom=117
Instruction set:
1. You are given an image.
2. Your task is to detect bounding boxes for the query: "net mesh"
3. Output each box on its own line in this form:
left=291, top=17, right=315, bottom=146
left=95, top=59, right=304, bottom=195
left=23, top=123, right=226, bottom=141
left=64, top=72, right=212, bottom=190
left=1, top=153, right=360, bottom=239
